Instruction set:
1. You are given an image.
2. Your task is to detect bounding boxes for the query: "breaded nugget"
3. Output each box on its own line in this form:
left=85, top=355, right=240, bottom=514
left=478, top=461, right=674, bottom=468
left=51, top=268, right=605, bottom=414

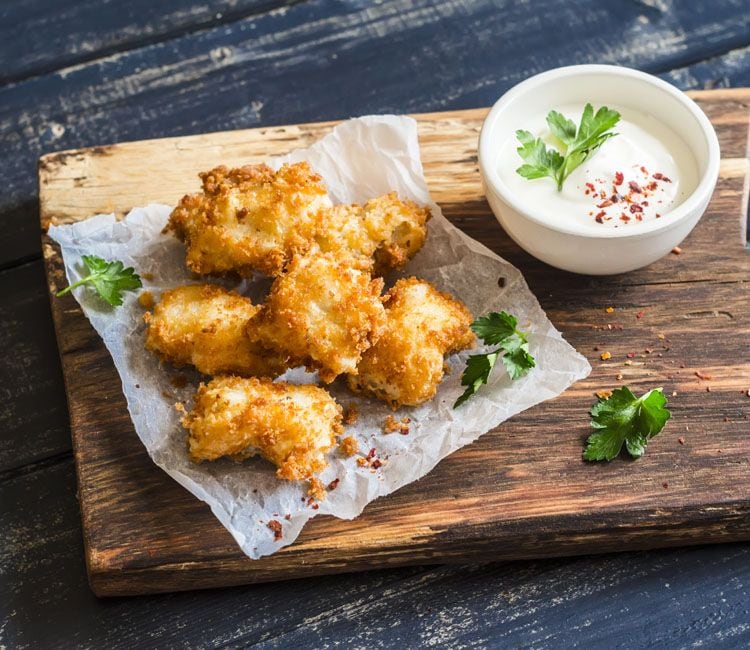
left=347, top=278, right=475, bottom=408
left=184, top=376, right=343, bottom=480
left=167, top=162, right=332, bottom=277
left=144, top=284, right=286, bottom=377
left=247, top=251, right=386, bottom=383
left=316, top=192, right=430, bottom=274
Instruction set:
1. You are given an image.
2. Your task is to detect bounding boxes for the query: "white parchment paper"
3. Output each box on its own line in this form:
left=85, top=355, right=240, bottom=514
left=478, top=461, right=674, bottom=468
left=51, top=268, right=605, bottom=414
left=48, top=116, right=591, bottom=559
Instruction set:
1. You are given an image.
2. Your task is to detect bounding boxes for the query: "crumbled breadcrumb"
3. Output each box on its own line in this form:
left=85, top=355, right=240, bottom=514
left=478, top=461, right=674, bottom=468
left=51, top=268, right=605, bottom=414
left=138, top=291, right=155, bottom=309
left=307, top=477, right=327, bottom=502
left=343, top=404, right=359, bottom=425
left=339, top=435, right=359, bottom=457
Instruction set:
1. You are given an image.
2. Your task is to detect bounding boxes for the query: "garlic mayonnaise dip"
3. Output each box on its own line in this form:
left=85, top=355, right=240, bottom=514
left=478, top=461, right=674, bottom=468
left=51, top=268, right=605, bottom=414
left=497, top=104, right=699, bottom=234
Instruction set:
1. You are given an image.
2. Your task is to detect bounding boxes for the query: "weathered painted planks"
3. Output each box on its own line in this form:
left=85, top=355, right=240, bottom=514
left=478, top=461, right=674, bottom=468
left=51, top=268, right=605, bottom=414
left=0, top=0, right=296, bottom=83
left=0, top=260, right=70, bottom=473
left=2, top=0, right=750, bottom=266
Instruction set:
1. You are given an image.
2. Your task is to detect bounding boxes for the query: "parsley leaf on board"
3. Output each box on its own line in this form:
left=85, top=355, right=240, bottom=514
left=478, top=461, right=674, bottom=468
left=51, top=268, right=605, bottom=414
left=516, top=103, right=621, bottom=191
left=454, top=311, right=535, bottom=408
left=56, top=255, right=142, bottom=307
left=583, top=386, right=671, bottom=461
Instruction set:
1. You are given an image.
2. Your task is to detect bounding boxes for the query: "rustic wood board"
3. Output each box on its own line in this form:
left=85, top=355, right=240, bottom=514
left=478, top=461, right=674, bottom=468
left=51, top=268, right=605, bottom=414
left=39, top=89, right=750, bottom=597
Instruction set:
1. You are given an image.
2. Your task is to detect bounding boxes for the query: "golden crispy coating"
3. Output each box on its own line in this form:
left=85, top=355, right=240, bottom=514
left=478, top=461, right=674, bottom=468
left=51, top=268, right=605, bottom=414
left=347, top=277, right=475, bottom=408
left=184, top=376, right=343, bottom=480
left=144, top=284, right=286, bottom=377
left=167, top=162, right=332, bottom=277
left=316, top=192, right=430, bottom=274
left=247, top=251, right=386, bottom=383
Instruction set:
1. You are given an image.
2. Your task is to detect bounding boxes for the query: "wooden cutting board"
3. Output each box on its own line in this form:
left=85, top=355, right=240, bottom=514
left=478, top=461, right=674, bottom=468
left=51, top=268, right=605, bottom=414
left=39, top=88, right=750, bottom=597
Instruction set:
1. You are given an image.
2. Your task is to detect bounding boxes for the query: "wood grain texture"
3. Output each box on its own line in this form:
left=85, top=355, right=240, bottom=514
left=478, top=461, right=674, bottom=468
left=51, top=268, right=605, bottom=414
left=4, top=0, right=750, bottom=267
left=38, top=91, right=750, bottom=596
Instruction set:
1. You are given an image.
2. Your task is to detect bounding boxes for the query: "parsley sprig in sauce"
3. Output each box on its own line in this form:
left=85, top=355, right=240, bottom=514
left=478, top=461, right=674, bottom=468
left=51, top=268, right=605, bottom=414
left=516, top=103, right=621, bottom=191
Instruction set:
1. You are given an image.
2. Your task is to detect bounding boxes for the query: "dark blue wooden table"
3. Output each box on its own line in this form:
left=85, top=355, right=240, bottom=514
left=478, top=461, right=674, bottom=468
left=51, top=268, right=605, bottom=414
left=2, top=1, right=750, bottom=647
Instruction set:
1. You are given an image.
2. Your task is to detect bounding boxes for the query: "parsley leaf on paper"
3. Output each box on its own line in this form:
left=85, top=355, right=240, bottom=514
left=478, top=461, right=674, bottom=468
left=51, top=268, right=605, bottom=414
left=56, top=255, right=142, bottom=307
left=454, top=311, right=535, bottom=408
left=516, top=103, right=621, bottom=191
left=583, top=387, right=671, bottom=461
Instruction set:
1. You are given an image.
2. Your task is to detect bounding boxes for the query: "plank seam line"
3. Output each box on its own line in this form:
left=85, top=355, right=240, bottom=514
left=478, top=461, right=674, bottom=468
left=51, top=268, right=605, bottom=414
left=0, top=252, right=41, bottom=275
left=0, top=0, right=309, bottom=89
left=0, top=449, right=73, bottom=483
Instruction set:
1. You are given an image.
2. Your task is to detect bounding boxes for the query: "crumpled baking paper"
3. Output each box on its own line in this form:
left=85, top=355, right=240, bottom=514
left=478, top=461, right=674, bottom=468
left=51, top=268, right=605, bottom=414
left=48, top=115, right=591, bottom=559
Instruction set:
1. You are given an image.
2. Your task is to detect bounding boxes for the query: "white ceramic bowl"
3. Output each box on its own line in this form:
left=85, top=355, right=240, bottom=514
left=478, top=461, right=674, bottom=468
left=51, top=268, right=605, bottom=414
left=478, top=65, right=720, bottom=275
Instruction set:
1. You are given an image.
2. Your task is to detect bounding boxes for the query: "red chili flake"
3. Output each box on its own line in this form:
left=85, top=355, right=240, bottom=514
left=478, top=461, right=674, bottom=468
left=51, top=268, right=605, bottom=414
left=662, top=482, right=669, bottom=489
left=636, top=311, right=645, bottom=319
left=585, top=182, right=595, bottom=192
left=284, top=514, right=292, bottom=521
left=678, top=437, right=685, bottom=445
left=366, top=447, right=376, bottom=460
left=641, top=200, right=649, bottom=207
left=371, top=459, right=383, bottom=469
left=306, top=497, right=315, bottom=506
left=635, top=214, right=643, bottom=221
left=640, top=166, right=648, bottom=174
left=610, top=193, right=621, bottom=203
left=626, top=352, right=636, bottom=358
left=595, top=211, right=606, bottom=223
left=629, top=181, right=642, bottom=193
left=596, top=200, right=613, bottom=208
left=629, top=203, right=643, bottom=213
left=695, top=371, right=713, bottom=380
left=620, top=213, right=631, bottom=222
left=647, top=181, right=658, bottom=191
left=267, top=520, right=283, bottom=541
left=656, top=213, right=661, bottom=218
left=653, top=172, right=672, bottom=182
left=312, top=503, right=319, bottom=510
left=328, top=478, right=340, bottom=491
left=614, top=171, right=624, bottom=186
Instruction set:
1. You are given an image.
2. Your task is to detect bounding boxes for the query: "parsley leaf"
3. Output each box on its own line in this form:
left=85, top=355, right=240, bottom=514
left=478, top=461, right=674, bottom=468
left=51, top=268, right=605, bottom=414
left=546, top=110, right=577, bottom=145
left=515, top=129, right=564, bottom=182
left=56, top=255, right=142, bottom=307
left=454, top=311, right=535, bottom=408
left=516, top=103, right=620, bottom=191
left=583, top=387, right=671, bottom=461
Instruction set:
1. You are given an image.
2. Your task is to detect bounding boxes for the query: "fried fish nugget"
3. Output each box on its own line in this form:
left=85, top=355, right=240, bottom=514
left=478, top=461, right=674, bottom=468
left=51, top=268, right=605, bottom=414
left=347, top=277, right=475, bottom=408
left=247, top=251, right=386, bottom=383
left=316, top=192, right=430, bottom=274
left=144, top=284, right=286, bottom=377
left=167, top=162, right=332, bottom=277
left=184, top=376, right=343, bottom=480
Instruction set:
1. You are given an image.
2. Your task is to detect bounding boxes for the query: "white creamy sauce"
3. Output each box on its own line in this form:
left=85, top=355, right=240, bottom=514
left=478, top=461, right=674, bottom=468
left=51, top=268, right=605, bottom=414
left=497, top=104, right=699, bottom=233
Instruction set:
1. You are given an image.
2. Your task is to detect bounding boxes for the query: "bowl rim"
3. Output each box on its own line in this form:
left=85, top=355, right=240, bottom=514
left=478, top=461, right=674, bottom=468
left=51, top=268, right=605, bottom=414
left=478, top=64, right=721, bottom=240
